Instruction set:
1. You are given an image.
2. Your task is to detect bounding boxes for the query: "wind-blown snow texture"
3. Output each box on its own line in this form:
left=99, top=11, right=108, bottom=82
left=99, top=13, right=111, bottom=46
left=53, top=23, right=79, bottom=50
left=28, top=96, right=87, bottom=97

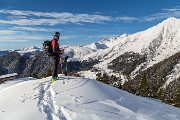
left=0, top=75, right=180, bottom=120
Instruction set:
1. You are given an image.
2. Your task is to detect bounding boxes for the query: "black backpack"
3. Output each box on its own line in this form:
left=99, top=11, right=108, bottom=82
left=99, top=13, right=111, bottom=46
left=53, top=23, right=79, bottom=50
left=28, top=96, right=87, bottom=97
left=43, top=40, right=53, bottom=56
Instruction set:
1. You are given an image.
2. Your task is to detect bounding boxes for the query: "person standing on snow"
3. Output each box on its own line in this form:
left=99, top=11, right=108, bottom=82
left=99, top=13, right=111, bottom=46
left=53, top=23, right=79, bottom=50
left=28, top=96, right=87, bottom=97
left=51, top=32, right=64, bottom=81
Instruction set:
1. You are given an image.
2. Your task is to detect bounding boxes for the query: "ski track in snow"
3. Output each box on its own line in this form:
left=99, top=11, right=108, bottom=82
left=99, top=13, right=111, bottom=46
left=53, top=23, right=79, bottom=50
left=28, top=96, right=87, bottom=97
left=37, top=82, right=66, bottom=120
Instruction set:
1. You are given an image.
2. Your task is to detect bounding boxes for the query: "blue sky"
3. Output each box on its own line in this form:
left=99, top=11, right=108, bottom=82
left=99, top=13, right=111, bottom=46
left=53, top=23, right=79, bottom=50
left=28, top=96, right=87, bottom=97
left=0, top=0, right=180, bottom=50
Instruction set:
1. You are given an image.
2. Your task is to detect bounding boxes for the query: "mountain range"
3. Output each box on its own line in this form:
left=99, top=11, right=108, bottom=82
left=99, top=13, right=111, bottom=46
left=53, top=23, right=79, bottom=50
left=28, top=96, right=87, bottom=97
left=0, top=17, right=180, bottom=107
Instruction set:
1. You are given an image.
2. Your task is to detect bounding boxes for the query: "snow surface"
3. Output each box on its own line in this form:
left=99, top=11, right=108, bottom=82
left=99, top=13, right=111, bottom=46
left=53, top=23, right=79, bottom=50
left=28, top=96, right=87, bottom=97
left=0, top=73, right=17, bottom=79
left=0, top=75, right=180, bottom=120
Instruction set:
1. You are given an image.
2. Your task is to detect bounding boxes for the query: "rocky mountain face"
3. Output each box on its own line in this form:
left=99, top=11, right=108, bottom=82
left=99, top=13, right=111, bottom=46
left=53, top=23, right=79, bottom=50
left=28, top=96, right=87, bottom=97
left=108, top=52, right=147, bottom=76
left=0, top=50, right=9, bottom=56
left=0, top=51, right=82, bottom=78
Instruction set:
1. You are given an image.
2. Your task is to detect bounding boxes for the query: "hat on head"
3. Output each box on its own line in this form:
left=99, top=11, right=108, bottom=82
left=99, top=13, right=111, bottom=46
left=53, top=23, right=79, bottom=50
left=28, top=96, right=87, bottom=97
left=53, top=32, right=60, bottom=39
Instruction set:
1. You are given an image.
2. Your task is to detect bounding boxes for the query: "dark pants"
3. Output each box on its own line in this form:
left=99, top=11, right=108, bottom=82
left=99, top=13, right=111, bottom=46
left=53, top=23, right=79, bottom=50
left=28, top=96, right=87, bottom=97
left=51, top=55, right=60, bottom=78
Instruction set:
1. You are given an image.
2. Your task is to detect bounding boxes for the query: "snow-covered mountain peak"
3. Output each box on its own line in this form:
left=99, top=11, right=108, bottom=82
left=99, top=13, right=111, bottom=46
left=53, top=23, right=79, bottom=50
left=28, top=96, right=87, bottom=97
left=161, top=17, right=180, bottom=25
left=15, top=46, right=42, bottom=55
left=85, top=42, right=108, bottom=50
left=154, top=17, right=180, bottom=31
left=114, top=17, right=180, bottom=56
left=81, top=17, right=180, bottom=73
left=22, top=46, right=41, bottom=51
left=98, top=33, right=129, bottom=48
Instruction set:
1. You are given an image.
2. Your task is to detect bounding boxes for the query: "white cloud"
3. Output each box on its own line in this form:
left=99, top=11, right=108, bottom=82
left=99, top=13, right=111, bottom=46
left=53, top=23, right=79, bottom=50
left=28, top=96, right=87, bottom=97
left=0, top=29, right=49, bottom=42
left=60, top=35, right=78, bottom=40
left=142, top=8, right=180, bottom=22
left=0, top=29, right=18, bottom=35
left=0, top=9, right=112, bottom=26
left=162, top=7, right=180, bottom=12
left=0, top=26, right=74, bottom=44
left=1, top=7, right=180, bottom=26
left=0, top=7, right=180, bottom=45
left=115, top=16, right=139, bottom=22
left=116, top=7, right=180, bottom=22
left=0, top=37, right=28, bottom=42
left=88, top=34, right=119, bottom=39
left=12, top=26, right=58, bottom=32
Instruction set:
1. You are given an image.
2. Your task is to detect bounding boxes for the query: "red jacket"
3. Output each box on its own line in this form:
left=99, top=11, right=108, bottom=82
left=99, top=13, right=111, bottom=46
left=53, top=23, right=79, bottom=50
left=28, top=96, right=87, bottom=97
left=51, top=39, right=62, bottom=54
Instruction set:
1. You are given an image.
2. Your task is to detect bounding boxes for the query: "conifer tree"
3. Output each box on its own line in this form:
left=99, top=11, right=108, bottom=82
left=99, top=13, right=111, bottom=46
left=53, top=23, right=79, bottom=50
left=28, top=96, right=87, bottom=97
left=31, top=72, right=38, bottom=78
left=139, top=74, right=148, bottom=97
left=102, top=73, right=109, bottom=84
left=123, top=75, right=135, bottom=93
left=157, top=87, right=165, bottom=100
left=172, top=84, right=180, bottom=107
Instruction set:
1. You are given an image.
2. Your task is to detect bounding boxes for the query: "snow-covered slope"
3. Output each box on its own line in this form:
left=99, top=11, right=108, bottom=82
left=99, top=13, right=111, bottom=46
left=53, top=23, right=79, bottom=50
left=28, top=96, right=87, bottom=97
left=0, top=76, right=180, bottom=120
left=79, top=17, right=180, bottom=79
left=118, top=17, right=180, bottom=66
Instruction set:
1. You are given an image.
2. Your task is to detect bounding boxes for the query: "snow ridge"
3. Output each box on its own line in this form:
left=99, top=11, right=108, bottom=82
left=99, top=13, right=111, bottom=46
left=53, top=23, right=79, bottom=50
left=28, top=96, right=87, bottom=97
left=0, top=77, right=180, bottom=120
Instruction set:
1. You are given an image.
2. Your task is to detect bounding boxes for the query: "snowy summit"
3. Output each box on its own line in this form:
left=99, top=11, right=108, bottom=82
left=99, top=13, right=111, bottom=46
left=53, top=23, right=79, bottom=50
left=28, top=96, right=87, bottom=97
left=0, top=75, right=180, bottom=120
